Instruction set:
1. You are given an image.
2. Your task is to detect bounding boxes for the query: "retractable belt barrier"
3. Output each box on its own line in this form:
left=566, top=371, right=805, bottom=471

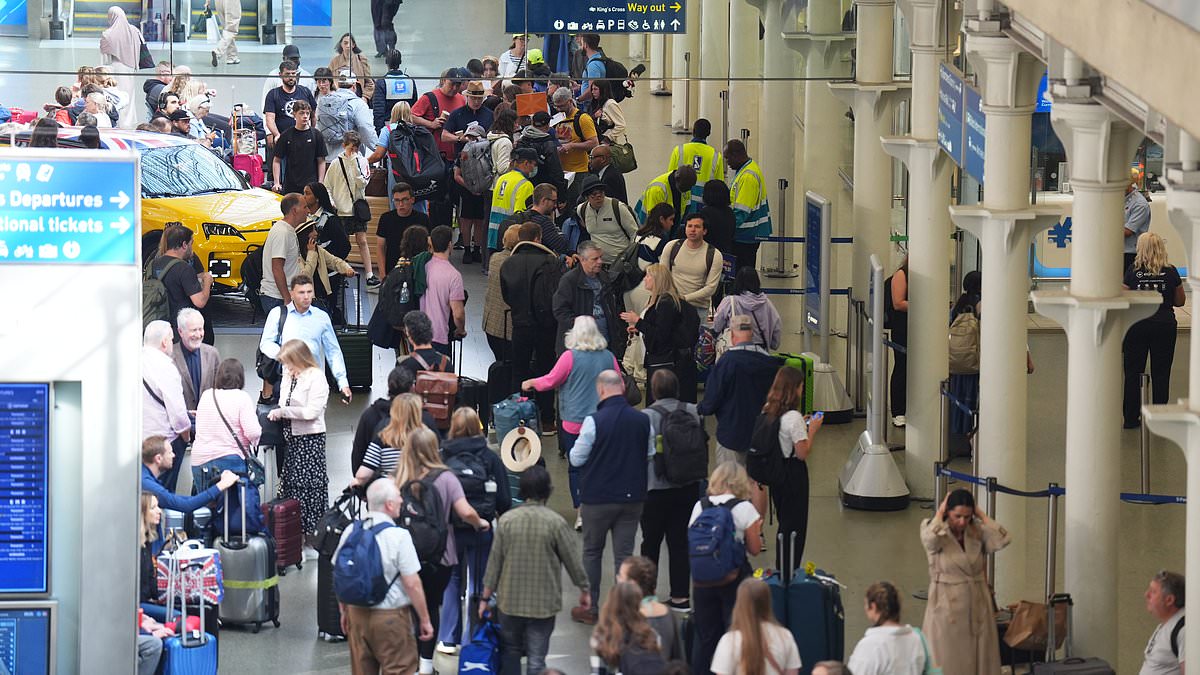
left=753, top=236, right=855, bottom=244
left=760, top=287, right=851, bottom=296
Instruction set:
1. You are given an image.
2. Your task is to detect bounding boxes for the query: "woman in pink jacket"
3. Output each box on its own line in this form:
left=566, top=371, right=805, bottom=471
left=191, top=358, right=262, bottom=492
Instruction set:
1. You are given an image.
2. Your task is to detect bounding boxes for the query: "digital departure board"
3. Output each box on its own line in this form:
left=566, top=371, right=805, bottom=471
left=0, top=384, right=50, bottom=595
left=0, top=603, right=55, bottom=674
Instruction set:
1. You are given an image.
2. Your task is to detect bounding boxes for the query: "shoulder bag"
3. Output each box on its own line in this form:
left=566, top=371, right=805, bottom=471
left=213, top=392, right=266, bottom=488
left=340, top=157, right=373, bottom=224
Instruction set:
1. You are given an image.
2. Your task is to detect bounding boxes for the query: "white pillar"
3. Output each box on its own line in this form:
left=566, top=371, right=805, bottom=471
left=1145, top=131, right=1200, bottom=674
left=671, top=5, right=701, bottom=131
left=757, top=0, right=795, bottom=203
left=649, top=34, right=668, bottom=94
left=952, top=33, right=1052, bottom=604
left=800, top=0, right=852, bottom=244
left=881, top=0, right=951, bottom=498
left=1042, top=102, right=1167, bottom=661
left=698, top=0, right=729, bottom=129
left=830, top=0, right=903, bottom=309
left=728, top=0, right=761, bottom=156
left=629, top=34, right=646, bottom=62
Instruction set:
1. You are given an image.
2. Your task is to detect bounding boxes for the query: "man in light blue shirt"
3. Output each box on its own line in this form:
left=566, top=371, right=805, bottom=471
left=259, top=273, right=352, bottom=400
left=1125, top=180, right=1152, bottom=272
left=575, top=33, right=607, bottom=111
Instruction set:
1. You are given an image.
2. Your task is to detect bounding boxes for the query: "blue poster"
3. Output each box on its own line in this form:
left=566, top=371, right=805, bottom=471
left=937, top=64, right=964, bottom=167
left=964, top=86, right=986, bottom=184
left=294, top=0, right=331, bottom=28
left=506, top=0, right=687, bottom=34
left=0, top=0, right=27, bottom=31
left=0, top=155, right=139, bottom=266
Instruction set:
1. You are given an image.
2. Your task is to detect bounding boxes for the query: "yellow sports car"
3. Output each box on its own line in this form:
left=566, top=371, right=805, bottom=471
left=12, top=128, right=281, bottom=293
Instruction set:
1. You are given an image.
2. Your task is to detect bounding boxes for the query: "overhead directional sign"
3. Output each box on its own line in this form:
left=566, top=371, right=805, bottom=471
left=937, top=64, right=964, bottom=166
left=963, top=86, right=986, bottom=184
left=506, top=0, right=688, bottom=34
left=0, top=151, right=139, bottom=266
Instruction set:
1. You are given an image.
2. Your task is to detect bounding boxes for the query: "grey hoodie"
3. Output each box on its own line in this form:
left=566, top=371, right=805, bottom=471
left=712, top=292, right=783, bottom=351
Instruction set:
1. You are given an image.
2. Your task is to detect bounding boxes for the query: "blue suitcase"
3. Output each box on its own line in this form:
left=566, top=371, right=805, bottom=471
left=762, top=532, right=795, bottom=625
left=162, top=554, right=218, bottom=674
left=786, top=568, right=845, bottom=675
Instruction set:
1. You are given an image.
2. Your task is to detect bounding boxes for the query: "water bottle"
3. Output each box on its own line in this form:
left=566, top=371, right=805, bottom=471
left=399, top=281, right=410, bottom=304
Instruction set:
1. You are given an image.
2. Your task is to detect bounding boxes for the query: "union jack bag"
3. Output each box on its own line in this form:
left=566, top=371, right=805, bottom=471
left=156, top=540, right=223, bottom=605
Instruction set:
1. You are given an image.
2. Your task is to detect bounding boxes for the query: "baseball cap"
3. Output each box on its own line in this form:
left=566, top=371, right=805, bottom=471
left=168, top=109, right=191, bottom=122
left=464, top=121, right=486, bottom=138
left=527, top=48, right=545, bottom=66
left=454, top=67, right=472, bottom=81
left=512, top=147, right=539, bottom=163
left=532, top=111, right=552, bottom=126
left=337, top=69, right=355, bottom=86
left=512, top=33, right=529, bottom=40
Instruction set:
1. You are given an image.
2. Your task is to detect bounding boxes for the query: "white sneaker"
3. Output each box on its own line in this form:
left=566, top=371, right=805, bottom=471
left=574, top=514, right=583, bottom=531
left=892, top=415, right=907, bottom=428
left=302, top=546, right=320, bottom=561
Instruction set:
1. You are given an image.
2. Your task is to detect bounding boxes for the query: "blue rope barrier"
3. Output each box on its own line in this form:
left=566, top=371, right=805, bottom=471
left=941, top=388, right=975, bottom=417
left=937, top=466, right=987, bottom=487
left=1121, top=493, right=1186, bottom=505
left=882, top=339, right=907, bottom=354
left=753, top=236, right=856, bottom=244
left=995, top=484, right=1066, bottom=498
left=760, top=288, right=851, bottom=296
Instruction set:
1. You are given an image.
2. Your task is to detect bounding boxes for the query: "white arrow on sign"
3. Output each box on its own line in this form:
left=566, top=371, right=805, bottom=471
left=109, top=191, right=130, bottom=210
left=671, top=18, right=681, bottom=29
left=111, top=216, right=131, bottom=235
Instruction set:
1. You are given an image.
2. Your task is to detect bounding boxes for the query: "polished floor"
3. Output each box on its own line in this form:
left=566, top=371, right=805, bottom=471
left=0, top=2, right=1188, bottom=672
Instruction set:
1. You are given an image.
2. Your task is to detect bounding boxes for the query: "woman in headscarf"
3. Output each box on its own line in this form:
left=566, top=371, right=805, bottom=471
left=99, top=7, right=143, bottom=128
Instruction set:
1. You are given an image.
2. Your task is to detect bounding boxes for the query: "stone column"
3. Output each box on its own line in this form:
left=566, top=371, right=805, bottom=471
left=830, top=0, right=905, bottom=310
left=880, top=0, right=952, bottom=498
left=798, top=0, right=853, bottom=241
left=1034, top=98, right=1157, bottom=661
left=753, top=0, right=797, bottom=207
left=728, top=0, right=761, bottom=156
left=698, top=0, right=730, bottom=127
left=1145, top=129, right=1200, bottom=675
left=951, top=31, right=1053, bottom=604
left=649, top=34, right=669, bottom=94
left=629, top=34, right=646, bottom=62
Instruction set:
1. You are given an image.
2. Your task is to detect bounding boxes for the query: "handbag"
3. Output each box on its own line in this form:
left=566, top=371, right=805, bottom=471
left=912, top=627, right=943, bottom=675
left=621, top=368, right=642, bottom=407
left=205, top=15, right=220, bottom=43
left=214, top=393, right=266, bottom=487
left=609, top=140, right=638, bottom=174
left=365, top=167, right=388, bottom=197
left=191, top=8, right=210, bottom=34
left=622, top=332, right=646, bottom=385
left=138, top=41, right=154, bottom=70
left=257, top=403, right=286, bottom=447
left=339, top=157, right=372, bottom=224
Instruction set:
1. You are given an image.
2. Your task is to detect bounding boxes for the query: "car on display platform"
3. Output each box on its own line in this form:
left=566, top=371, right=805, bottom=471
left=0, top=127, right=280, bottom=293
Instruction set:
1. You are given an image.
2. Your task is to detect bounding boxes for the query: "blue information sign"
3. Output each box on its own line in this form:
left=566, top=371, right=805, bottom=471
left=1035, top=72, right=1052, bottom=113
left=506, top=0, right=687, bottom=34
left=937, top=64, right=964, bottom=166
left=0, top=383, right=50, bottom=595
left=0, top=154, right=138, bottom=266
left=804, top=192, right=831, bottom=348
left=964, top=86, right=986, bottom=184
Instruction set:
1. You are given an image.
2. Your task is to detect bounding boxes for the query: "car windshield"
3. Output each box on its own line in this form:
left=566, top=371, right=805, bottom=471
left=139, top=144, right=246, bottom=198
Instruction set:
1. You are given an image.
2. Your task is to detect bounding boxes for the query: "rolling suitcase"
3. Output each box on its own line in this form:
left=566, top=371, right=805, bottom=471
left=774, top=352, right=815, bottom=414
left=216, top=483, right=281, bottom=633
left=486, top=312, right=514, bottom=415
left=336, top=276, right=373, bottom=390
left=162, top=549, right=219, bottom=674
left=313, top=491, right=362, bottom=641
left=786, top=567, right=845, bottom=675
left=1031, top=594, right=1113, bottom=674
left=260, top=498, right=304, bottom=575
left=762, top=531, right=795, bottom=625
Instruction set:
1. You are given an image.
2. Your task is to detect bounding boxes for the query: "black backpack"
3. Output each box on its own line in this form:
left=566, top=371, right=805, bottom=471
left=387, top=122, right=446, bottom=199
left=444, top=450, right=496, bottom=524
left=530, top=256, right=564, bottom=329
left=612, top=235, right=648, bottom=293
left=599, top=56, right=632, bottom=102
left=397, top=470, right=449, bottom=569
left=240, top=245, right=264, bottom=304
left=747, top=413, right=785, bottom=488
left=498, top=208, right=536, bottom=247
left=377, top=257, right=418, bottom=328
left=651, top=402, right=708, bottom=485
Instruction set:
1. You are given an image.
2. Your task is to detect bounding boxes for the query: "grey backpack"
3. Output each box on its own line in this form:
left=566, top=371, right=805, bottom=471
left=459, top=137, right=495, bottom=195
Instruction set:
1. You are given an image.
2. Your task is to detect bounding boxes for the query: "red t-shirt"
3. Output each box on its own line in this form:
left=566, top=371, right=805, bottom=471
left=411, top=89, right=466, bottom=160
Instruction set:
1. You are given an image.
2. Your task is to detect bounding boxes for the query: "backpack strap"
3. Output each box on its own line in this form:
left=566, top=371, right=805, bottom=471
left=142, top=379, right=165, bottom=408
left=423, top=91, right=440, bottom=118
left=411, top=351, right=431, bottom=370
left=611, top=198, right=630, bottom=241
left=667, top=240, right=681, bottom=270
left=704, top=244, right=716, bottom=281
left=1171, top=615, right=1185, bottom=658
left=153, top=256, right=185, bottom=281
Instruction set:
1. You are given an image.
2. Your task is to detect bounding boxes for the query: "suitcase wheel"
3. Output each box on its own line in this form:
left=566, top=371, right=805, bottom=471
left=252, top=622, right=261, bottom=634
left=272, top=618, right=281, bottom=628
left=279, top=567, right=288, bottom=576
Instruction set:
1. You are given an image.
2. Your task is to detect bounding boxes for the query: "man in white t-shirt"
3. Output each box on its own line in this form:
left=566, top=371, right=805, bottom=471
left=259, top=193, right=307, bottom=313
left=335, top=478, right=433, bottom=674
left=1140, top=570, right=1186, bottom=675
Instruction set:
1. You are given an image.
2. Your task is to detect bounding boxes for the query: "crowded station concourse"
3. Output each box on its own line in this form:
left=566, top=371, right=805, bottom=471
left=1, top=0, right=1198, bottom=672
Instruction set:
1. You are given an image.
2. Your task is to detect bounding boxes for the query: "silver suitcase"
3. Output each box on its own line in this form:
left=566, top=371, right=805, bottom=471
left=215, top=483, right=280, bottom=633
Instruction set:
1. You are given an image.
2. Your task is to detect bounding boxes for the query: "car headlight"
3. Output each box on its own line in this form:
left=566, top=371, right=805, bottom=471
left=201, top=222, right=245, bottom=239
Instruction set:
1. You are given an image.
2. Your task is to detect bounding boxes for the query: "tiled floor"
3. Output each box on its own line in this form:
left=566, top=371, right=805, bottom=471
left=1, top=2, right=1190, bottom=672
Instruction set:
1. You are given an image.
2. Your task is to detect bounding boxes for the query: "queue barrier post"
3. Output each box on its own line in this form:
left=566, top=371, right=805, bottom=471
left=934, top=461, right=947, bottom=508
left=939, top=378, right=950, bottom=464
left=1140, top=373, right=1152, bottom=494
left=985, top=476, right=997, bottom=586
left=1045, top=483, right=1061, bottom=662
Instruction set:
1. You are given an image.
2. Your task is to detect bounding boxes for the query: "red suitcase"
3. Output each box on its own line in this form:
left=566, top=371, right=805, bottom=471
left=260, top=498, right=303, bottom=575
left=232, top=153, right=265, bottom=187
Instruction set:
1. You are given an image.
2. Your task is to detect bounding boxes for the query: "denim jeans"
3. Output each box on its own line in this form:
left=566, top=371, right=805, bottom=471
left=438, top=529, right=493, bottom=645
left=580, top=501, right=644, bottom=609
left=691, top=575, right=742, bottom=675
left=498, top=613, right=555, bottom=675
left=259, top=293, right=285, bottom=316
left=559, top=427, right=581, bottom=508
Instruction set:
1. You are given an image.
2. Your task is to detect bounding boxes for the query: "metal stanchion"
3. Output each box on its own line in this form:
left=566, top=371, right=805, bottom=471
left=882, top=335, right=891, bottom=444
left=939, top=379, right=950, bottom=463
left=856, top=301, right=866, bottom=413
left=1044, top=484, right=1061, bottom=663
left=764, top=179, right=796, bottom=278
left=719, top=89, right=730, bottom=147
left=985, top=477, right=997, bottom=585
left=1140, top=373, right=1151, bottom=493
left=934, top=462, right=946, bottom=507
left=845, top=290, right=854, bottom=400
left=971, top=410, right=980, bottom=497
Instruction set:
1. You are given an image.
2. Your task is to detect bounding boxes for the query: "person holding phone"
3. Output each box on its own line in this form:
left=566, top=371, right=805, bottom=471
left=920, top=488, right=1010, bottom=675
left=759, top=366, right=821, bottom=569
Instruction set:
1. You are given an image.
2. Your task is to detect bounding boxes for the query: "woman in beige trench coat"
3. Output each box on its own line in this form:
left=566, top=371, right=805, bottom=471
left=920, top=488, right=1011, bottom=675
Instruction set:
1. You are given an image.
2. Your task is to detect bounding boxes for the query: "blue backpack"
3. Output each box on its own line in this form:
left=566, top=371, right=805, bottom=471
left=688, top=497, right=746, bottom=585
left=333, top=520, right=400, bottom=606
left=457, top=613, right=501, bottom=674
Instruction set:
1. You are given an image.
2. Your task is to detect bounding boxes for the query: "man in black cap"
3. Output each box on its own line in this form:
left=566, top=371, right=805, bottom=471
left=168, top=109, right=193, bottom=139
left=574, top=175, right=636, bottom=265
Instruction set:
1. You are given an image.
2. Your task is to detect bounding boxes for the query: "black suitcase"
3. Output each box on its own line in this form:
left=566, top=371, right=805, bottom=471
left=336, top=276, right=373, bottom=390
left=316, top=551, right=345, bottom=641
left=486, top=311, right=514, bottom=411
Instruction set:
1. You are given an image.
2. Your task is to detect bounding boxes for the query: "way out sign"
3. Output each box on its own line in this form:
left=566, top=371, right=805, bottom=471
left=506, top=0, right=687, bottom=34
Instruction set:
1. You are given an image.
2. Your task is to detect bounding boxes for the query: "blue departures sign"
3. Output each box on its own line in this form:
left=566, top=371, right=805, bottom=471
left=963, top=85, right=986, bottom=184
left=506, top=0, right=687, bottom=34
left=0, top=154, right=138, bottom=266
left=937, top=64, right=964, bottom=166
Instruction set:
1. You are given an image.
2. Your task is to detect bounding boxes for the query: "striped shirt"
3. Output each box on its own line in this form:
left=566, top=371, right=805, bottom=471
left=362, top=435, right=403, bottom=477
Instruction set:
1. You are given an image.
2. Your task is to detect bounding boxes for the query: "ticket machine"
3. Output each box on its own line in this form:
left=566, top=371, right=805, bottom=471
left=0, top=149, right=143, bottom=672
